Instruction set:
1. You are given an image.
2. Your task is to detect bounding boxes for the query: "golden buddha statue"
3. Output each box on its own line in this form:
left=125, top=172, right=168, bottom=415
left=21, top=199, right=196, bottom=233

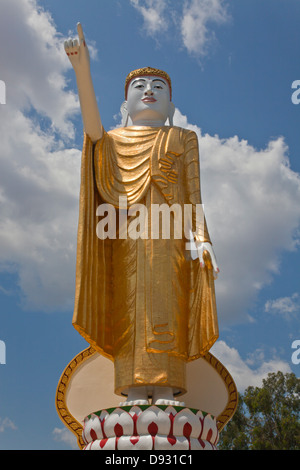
left=64, top=24, right=219, bottom=406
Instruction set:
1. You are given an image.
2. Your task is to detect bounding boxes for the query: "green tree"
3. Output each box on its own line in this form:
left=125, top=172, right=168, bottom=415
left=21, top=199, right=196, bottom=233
left=218, top=371, right=300, bottom=450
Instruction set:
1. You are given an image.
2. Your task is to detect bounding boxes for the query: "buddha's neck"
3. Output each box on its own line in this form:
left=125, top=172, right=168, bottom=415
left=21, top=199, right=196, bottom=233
left=131, top=119, right=166, bottom=127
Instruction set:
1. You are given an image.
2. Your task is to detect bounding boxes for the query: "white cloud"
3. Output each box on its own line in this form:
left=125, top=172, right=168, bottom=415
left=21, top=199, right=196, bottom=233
left=211, top=340, right=292, bottom=391
left=130, top=0, right=169, bottom=35
left=130, top=0, right=230, bottom=57
left=265, top=293, right=300, bottom=318
left=0, top=0, right=78, bottom=137
left=0, top=417, right=17, bottom=433
left=52, top=427, right=78, bottom=449
left=0, top=0, right=81, bottom=311
left=173, top=108, right=300, bottom=323
left=181, top=0, right=229, bottom=56
left=0, top=107, right=81, bottom=311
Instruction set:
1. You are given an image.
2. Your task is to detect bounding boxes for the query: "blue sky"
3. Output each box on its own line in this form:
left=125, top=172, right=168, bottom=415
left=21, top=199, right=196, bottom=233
left=0, top=0, right=299, bottom=450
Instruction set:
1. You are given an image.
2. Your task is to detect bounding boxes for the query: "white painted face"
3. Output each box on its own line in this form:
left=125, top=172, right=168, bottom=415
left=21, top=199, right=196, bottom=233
left=125, top=75, right=173, bottom=126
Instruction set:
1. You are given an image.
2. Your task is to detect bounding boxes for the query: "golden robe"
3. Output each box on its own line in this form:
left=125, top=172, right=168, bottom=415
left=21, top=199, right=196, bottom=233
left=73, top=126, right=218, bottom=396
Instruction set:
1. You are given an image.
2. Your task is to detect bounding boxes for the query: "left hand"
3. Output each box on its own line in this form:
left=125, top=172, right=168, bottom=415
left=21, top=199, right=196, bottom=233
left=196, top=242, right=220, bottom=279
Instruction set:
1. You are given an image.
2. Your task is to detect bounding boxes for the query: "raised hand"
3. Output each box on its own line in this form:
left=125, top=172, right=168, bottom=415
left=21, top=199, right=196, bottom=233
left=64, top=23, right=90, bottom=75
left=63, top=22, right=102, bottom=142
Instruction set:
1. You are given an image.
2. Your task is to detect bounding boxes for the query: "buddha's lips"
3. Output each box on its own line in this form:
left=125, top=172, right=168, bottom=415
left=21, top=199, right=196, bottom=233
left=142, top=97, right=157, bottom=103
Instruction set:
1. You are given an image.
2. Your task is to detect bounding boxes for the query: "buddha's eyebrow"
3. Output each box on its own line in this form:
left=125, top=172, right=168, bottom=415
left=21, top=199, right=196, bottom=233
left=131, top=79, right=146, bottom=85
left=131, top=78, right=167, bottom=86
left=152, top=79, right=167, bottom=85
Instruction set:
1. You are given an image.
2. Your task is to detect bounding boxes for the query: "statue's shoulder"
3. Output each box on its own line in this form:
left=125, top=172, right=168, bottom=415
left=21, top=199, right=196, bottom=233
left=105, top=127, right=132, bottom=143
left=107, top=127, right=124, bottom=137
left=166, top=126, right=198, bottom=145
left=168, top=125, right=197, bottom=136
left=170, top=125, right=189, bottom=133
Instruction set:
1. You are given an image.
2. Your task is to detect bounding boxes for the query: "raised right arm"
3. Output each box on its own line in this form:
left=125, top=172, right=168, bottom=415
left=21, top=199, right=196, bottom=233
left=64, top=23, right=103, bottom=143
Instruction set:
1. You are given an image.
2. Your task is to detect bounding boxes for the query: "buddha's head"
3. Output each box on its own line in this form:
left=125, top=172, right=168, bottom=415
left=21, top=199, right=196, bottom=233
left=121, top=67, right=175, bottom=127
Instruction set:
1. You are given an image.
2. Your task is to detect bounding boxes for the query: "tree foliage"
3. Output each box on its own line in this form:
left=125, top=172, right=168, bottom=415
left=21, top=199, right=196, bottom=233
left=218, top=371, right=300, bottom=450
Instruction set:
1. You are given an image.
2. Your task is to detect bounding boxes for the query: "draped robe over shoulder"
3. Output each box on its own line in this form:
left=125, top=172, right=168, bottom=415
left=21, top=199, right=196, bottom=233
left=72, top=126, right=218, bottom=396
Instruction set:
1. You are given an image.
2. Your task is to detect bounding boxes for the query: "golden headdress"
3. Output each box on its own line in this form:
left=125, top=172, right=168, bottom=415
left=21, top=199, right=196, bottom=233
left=125, top=67, right=172, bottom=100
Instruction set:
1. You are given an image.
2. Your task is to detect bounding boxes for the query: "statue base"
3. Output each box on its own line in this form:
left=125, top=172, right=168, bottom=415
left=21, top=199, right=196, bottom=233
left=56, top=347, right=238, bottom=449
left=82, top=405, right=219, bottom=450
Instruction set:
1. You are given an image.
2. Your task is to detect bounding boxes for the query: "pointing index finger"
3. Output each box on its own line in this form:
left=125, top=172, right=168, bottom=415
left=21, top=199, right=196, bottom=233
left=77, top=22, right=85, bottom=43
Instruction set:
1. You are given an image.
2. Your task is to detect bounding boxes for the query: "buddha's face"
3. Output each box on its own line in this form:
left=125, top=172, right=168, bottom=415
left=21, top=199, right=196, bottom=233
left=125, top=75, right=173, bottom=125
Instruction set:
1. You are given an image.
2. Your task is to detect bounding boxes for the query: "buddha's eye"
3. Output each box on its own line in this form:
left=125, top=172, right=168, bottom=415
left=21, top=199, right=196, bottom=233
left=154, top=85, right=163, bottom=89
left=134, top=84, right=144, bottom=89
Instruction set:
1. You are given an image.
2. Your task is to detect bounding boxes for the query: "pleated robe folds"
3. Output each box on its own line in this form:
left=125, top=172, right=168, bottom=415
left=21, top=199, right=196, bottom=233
left=72, top=126, right=218, bottom=396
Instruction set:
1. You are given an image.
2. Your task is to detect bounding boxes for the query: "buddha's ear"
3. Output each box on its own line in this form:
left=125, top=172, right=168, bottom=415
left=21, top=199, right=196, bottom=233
left=120, top=101, right=129, bottom=127
left=168, top=101, right=175, bottom=126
